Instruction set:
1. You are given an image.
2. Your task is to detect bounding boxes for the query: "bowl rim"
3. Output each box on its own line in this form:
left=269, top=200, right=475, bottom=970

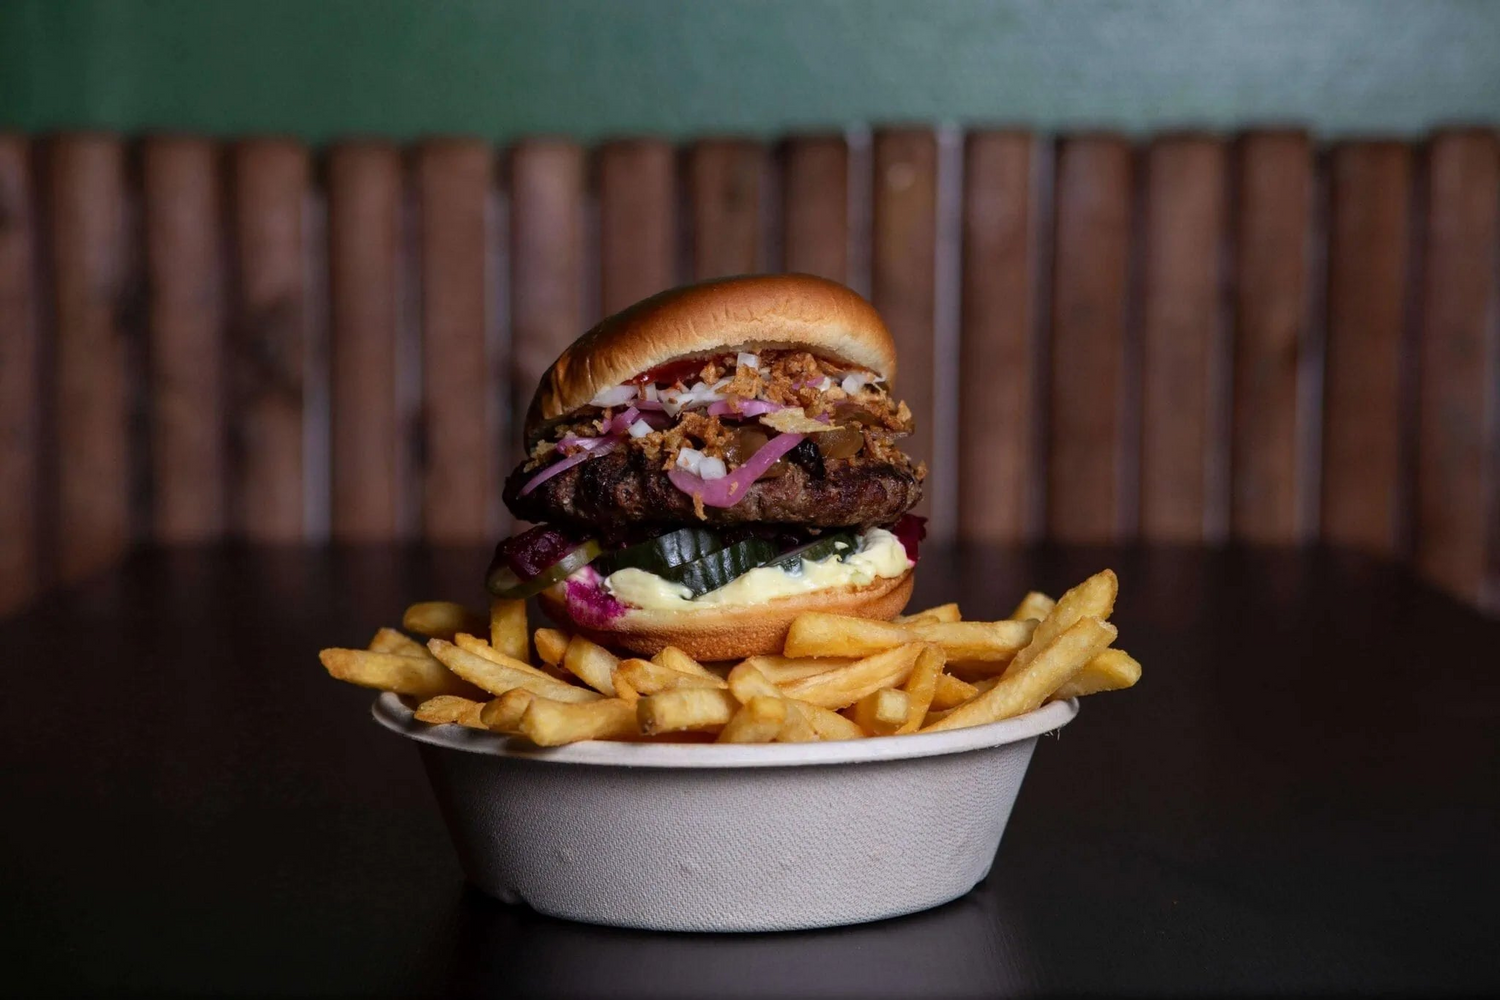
left=371, top=691, right=1078, bottom=769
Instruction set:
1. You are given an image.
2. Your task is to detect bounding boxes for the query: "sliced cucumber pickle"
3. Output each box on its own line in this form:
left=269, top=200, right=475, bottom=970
left=486, top=539, right=602, bottom=599
left=592, top=527, right=730, bottom=577
left=660, top=537, right=782, bottom=598
left=762, top=531, right=858, bottom=573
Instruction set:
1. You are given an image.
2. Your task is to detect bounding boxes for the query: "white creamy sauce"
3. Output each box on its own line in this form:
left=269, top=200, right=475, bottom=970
left=599, top=528, right=912, bottom=611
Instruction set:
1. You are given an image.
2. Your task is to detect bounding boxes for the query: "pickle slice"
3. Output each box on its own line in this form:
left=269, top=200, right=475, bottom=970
left=761, top=531, right=858, bottom=573
left=659, top=537, right=782, bottom=598
left=486, top=540, right=602, bottom=600
left=592, top=527, right=731, bottom=577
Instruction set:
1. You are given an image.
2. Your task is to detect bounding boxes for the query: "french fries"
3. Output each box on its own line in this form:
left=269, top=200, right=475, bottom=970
left=489, top=599, right=529, bottom=663
left=321, top=567, right=1140, bottom=745
left=851, top=688, right=911, bottom=736
left=429, top=639, right=602, bottom=703
left=561, top=635, right=621, bottom=695
left=415, top=695, right=488, bottom=729
left=520, top=697, right=639, bottom=746
left=320, top=648, right=486, bottom=699
left=402, top=601, right=489, bottom=641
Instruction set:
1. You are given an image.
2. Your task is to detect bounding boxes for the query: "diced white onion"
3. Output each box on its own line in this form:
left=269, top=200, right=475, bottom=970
left=676, top=448, right=705, bottom=473
left=697, top=456, right=727, bottom=480
left=841, top=373, right=869, bottom=395
left=736, top=352, right=759, bottom=369
left=642, top=384, right=659, bottom=401
left=627, top=418, right=653, bottom=438
left=817, top=376, right=834, bottom=391
left=590, top=384, right=638, bottom=407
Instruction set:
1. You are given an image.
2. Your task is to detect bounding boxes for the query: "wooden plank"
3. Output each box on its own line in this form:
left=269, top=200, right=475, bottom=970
left=327, top=141, right=403, bottom=541
left=689, top=140, right=765, bottom=280
left=597, top=140, right=676, bottom=315
left=1415, top=131, right=1498, bottom=602
left=143, top=137, right=226, bottom=543
left=1231, top=132, right=1313, bottom=543
left=417, top=140, right=494, bottom=543
left=1320, top=143, right=1412, bottom=554
left=1139, top=136, right=1227, bottom=541
left=510, top=140, right=584, bottom=471
left=782, top=136, right=849, bottom=283
left=48, top=135, right=133, bottom=582
left=958, top=132, right=1036, bottom=542
left=230, top=140, right=308, bottom=541
left=871, top=130, right=938, bottom=521
left=0, top=137, right=40, bottom=612
left=1047, top=136, right=1134, bottom=542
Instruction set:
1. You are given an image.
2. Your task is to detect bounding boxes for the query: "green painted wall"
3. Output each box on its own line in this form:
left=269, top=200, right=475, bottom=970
left=3, top=0, right=1498, bottom=143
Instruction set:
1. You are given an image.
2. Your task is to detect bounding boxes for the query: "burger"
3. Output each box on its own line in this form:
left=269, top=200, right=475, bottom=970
left=489, top=273, right=927, bottom=660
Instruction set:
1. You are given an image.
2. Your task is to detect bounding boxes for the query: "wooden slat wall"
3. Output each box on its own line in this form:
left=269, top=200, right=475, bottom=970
left=4, top=127, right=1498, bottom=616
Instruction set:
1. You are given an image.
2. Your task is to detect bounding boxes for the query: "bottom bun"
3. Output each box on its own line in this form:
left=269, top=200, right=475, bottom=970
left=539, top=569, right=915, bottom=661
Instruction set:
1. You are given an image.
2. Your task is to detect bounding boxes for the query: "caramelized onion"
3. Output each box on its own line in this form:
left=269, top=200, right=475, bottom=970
left=815, top=427, right=864, bottom=460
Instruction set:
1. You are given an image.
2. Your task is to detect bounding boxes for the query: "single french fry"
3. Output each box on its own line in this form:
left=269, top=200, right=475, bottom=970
left=414, top=695, right=488, bottom=729
left=896, top=645, right=945, bottom=734
left=925, top=617, right=1116, bottom=732
left=428, top=639, right=602, bottom=702
left=716, top=696, right=787, bottom=743
left=894, top=603, right=961, bottom=625
left=906, top=620, right=1035, bottom=662
left=1001, top=570, right=1117, bottom=680
left=520, top=697, right=639, bottom=746
left=534, top=628, right=570, bottom=666
left=368, top=627, right=426, bottom=656
left=618, top=658, right=724, bottom=695
left=930, top=673, right=980, bottom=710
left=1051, top=648, right=1142, bottom=700
left=851, top=687, right=911, bottom=736
left=651, top=646, right=721, bottom=681
left=776, top=701, right=820, bottom=742
left=781, top=644, right=923, bottom=710
left=402, top=601, right=489, bottom=640
left=562, top=635, right=620, bottom=695
left=453, top=633, right=561, bottom=684
left=783, top=614, right=913, bottom=658
left=613, top=673, right=640, bottom=703
left=637, top=688, right=739, bottom=735
left=320, top=648, right=486, bottom=699
left=798, top=701, right=866, bottom=740
left=1010, top=591, right=1057, bottom=622
left=479, top=688, right=535, bottom=733
left=489, top=599, right=529, bottom=663
left=739, top=654, right=855, bottom=684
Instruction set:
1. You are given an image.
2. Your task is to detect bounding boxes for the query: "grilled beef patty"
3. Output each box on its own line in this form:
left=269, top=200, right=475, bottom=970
left=505, top=447, right=922, bottom=531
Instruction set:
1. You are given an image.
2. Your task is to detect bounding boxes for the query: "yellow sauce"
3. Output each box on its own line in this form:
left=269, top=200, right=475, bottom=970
left=602, top=528, right=912, bottom=611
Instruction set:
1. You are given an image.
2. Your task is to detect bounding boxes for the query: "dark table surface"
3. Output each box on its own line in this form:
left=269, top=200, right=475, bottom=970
left=3, top=543, right=1498, bottom=998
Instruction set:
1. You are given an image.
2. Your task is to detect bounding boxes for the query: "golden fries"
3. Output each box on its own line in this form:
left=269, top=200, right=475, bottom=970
left=368, top=627, right=427, bottom=656
left=1052, top=648, right=1142, bottom=700
left=489, top=599, right=529, bottom=662
left=534, top=628, right=569, bottom=666
left=1010, top=591, right=1056, bottom=622
left=561, top=635, right=620, bottom=695
left=851, top=688, right=911, bottom=736
left=781, top=644, right=923, bottom=709
left=896, top=645, right=945, bottom=734
left=925, top=617, right=1117, bottom=732
left=637, top=688, right=739, bottom=734
left=428, top=639, right=602, bottom=703
left=320, top=648, right=485, bottom=699
left=520, top=697, right=639, bottom=746
left=479, top=689, right=535, bottom=733
left=325, top=566, right=1140, bottom=745
left=895, top=602, right=961, bottom=625
left=402, top=601, right=489, bottom=641
left=414, top=695, right=488, bottom=729
left=717, top=696, right=788, bottom=743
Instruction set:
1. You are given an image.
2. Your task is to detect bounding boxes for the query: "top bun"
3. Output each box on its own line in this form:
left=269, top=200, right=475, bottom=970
left=524, top=274, right=896, bottom=441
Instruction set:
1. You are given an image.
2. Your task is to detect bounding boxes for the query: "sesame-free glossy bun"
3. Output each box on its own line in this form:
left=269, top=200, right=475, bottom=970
left=538, top=568, right=915, bottom=661
left=524, top=274, right=896, bottom=443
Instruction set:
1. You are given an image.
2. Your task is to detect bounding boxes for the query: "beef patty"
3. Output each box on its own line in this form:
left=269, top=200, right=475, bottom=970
left=505, top=447, right=922, bottom=531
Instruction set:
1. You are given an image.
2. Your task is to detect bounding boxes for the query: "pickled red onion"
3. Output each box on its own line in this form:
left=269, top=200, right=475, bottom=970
left=519, top=438, right=619, bottom=496
left=667, top=432, right=805, bottom=507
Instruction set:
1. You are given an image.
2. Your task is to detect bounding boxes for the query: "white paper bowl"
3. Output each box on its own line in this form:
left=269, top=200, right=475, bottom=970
left=372, top=692, right=1078, bottom=932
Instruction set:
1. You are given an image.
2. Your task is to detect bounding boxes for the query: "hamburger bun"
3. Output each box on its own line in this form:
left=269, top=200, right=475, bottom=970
left=524, top=273, right=896, bottom=443
left=538, top=567, right=915, bottom=661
